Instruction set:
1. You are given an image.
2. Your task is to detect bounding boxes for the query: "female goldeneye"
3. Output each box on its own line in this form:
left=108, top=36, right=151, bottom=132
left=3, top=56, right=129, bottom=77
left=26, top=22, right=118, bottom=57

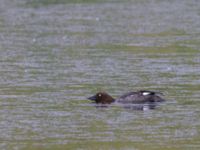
left=88, top=90, right=165, bottom=104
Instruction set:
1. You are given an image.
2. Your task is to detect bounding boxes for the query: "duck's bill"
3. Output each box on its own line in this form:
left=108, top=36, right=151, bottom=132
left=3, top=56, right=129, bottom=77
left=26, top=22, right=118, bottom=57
left=88, top=95, right=96, bottom=101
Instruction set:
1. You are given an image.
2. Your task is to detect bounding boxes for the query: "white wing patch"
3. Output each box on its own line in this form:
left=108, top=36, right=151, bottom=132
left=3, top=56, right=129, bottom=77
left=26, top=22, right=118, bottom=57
left=142, top=92, right=150, bottom=96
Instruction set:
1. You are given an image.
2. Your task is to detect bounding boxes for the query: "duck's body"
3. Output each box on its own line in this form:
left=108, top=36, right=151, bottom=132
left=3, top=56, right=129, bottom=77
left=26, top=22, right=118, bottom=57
left=117, top=90, right=165, bottom=104
left=88, top=90, right=165, bottom=104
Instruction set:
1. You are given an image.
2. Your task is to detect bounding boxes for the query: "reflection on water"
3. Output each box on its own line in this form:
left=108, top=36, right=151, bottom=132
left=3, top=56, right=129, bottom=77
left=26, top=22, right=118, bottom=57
left=0, top=0, right=200, bottom=149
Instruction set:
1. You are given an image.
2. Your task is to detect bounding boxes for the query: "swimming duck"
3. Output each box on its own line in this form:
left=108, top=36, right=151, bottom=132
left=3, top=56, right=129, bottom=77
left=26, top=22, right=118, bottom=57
left=88, top=90, right=165, bottom=104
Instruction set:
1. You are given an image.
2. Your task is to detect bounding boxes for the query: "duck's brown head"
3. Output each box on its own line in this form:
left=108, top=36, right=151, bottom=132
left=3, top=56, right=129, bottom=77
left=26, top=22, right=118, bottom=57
left=88, top=92, right=115, bottom=104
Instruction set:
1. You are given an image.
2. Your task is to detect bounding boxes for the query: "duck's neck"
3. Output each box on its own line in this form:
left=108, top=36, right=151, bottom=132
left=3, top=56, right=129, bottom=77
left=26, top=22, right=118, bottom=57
left=102, top=95, right=115, bottom=104
left=109, top=97, right=115, bottom=103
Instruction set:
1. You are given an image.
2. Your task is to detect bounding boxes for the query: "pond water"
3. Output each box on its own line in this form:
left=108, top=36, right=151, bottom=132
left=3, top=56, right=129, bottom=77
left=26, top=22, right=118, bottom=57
left=0, top=0, right=200, bottom=149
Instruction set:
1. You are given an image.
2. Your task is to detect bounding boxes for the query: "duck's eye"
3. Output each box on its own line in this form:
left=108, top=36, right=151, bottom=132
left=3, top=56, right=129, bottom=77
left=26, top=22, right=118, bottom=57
left=98, top=94, right=102, bottom=97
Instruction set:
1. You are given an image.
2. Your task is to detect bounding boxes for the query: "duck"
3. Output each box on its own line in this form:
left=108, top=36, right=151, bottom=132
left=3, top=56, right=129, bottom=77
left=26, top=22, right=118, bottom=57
left=88, top=90, right=165, bottom=104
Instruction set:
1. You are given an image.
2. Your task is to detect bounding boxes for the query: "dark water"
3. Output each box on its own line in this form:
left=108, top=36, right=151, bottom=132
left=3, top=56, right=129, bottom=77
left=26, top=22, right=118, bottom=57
left=0, top=0, right=200, bottom=149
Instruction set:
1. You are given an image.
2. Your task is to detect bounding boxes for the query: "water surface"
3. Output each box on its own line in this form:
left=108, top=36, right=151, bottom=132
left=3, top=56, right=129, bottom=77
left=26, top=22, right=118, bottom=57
left=0, top=0, right=200, bottom=149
